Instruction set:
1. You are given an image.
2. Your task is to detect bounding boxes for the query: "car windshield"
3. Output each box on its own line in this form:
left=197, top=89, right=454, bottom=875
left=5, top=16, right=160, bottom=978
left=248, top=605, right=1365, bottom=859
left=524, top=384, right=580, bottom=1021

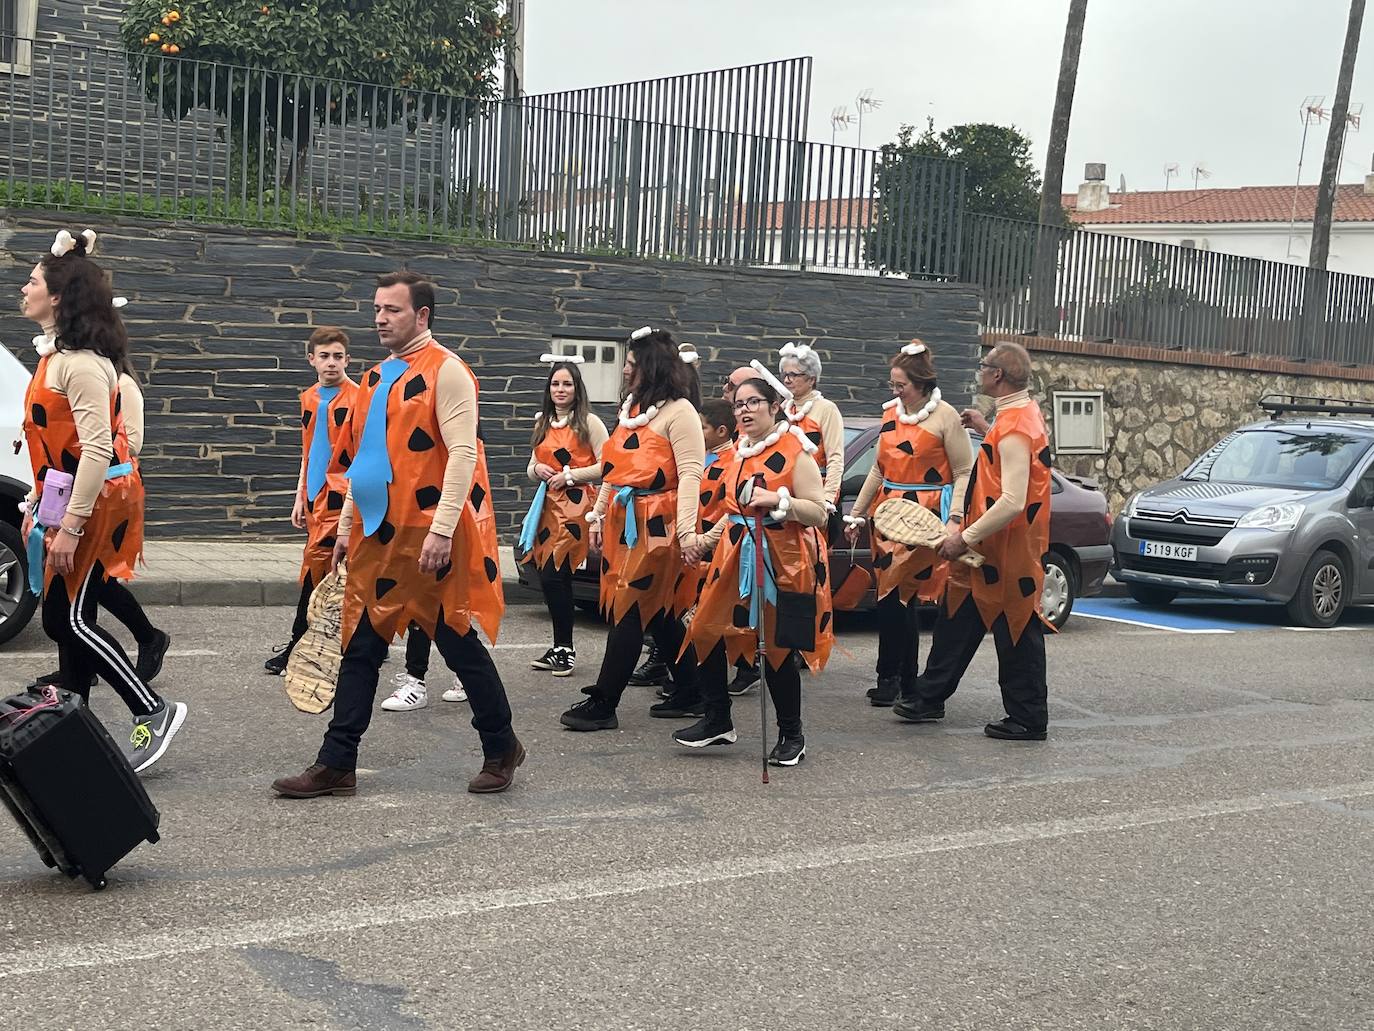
left=1184, top=428, right=1372, bottom=489
left=843, top=426, right=865, bottom=445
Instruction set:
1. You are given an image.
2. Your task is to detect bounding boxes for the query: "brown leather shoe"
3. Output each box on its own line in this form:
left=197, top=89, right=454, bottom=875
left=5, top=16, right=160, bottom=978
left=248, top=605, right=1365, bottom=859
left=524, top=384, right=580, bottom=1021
left=467, top=739, right=526, bottom=794
left=271, top=763, right=357, bottom=798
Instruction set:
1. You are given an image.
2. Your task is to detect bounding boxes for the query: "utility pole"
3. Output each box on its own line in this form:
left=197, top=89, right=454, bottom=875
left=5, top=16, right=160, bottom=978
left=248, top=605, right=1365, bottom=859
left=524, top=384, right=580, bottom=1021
left=1038, top=0, right=1089, bottom=226
left=1303, top=0, right=1365, bottom=358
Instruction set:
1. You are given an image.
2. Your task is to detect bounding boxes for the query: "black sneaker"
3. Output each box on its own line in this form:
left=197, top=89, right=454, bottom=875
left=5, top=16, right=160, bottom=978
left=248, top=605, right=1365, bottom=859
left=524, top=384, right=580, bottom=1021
left=727, top=665, right=760, bottom=696
left=136, top=629, right=171, bottom=683
left=869, top=676, right=900, bottom=708
left=768, top=734, right=806, bottom=766
left=560, top=695, right=619, bottom=731
left=984, top=718, right=1047, bottom=741
left=655, top=684, right=672, bottom=699
left=264, top=643, right=293, bottom=676
left=548, top=647, right=576, bottom=677
left=649, top=694, right=705, bottom=719
left=30, top=669, right=96, bottom=689
left=530, top=647, right=558, bottom=672
left=628, top=644, right=670, bottom=687
left=673, top=717, right=738, bottom=748
left=892, top=699, right=945, bottom=723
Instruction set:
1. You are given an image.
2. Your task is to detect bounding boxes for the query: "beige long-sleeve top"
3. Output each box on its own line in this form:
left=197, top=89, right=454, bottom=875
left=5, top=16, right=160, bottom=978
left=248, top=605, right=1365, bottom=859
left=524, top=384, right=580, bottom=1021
left=35, top=349, right=119, bottom=519
left=961, top=390, right=1033, bottom=547
left=590, top=397, right=705, bottom=545
left=851, top=399, right=973, bottom=520
left=118, top=373, right=144, bottom=458
left=696, top=428, right=828, bottom=552
left=337, top=333, right=477, bottom=540
left=526, top=412, right=610, bottom=485
left=786, top=390, right=845, bottom=503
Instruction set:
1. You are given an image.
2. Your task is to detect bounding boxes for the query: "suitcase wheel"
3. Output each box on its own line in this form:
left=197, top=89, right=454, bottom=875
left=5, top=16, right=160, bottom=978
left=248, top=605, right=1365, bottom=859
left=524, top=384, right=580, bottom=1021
left=86, top=874, right=107, bottom=891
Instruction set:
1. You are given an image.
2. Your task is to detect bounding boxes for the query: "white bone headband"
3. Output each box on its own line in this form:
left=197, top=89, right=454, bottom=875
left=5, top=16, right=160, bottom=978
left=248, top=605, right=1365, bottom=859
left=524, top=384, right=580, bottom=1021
left=901, top=342, right=927, bottom=356
left=778, top=341, right=814, bottom=360
left=678, top=348, right=700, bottom=364
left=629, top=326, right=653, bottom=341
left=50, top=229, right=97, bottom=258
left=113, top=297, right=128, bottom=308
left=539, top=352, right=585, bottom=364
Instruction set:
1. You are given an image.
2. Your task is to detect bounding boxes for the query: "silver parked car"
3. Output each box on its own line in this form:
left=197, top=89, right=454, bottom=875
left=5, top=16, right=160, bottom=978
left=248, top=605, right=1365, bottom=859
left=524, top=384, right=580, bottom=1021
left=1111, top=395, right=1374, bottom=628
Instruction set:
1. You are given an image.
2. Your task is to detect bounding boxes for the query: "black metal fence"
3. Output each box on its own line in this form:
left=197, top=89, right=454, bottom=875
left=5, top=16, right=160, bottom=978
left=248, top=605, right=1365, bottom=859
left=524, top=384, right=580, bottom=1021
left=0, top=36, right=965, bottom=275
left=962, top=213, right=1374, bottom=365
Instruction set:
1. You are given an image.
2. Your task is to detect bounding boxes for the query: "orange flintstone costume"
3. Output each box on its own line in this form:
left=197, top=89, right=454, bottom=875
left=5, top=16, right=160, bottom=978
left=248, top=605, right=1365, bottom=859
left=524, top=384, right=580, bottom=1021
left=339, top=340, right=503, bottom=650
left=23, top=353, right=143, bottom=600
left=867, top=414, right=956, bottom=606
left=675, top=439, right=734, bottom=615
left=521, top=424, right=598, bottom=573
left=299, top=380, right=359, bottom=586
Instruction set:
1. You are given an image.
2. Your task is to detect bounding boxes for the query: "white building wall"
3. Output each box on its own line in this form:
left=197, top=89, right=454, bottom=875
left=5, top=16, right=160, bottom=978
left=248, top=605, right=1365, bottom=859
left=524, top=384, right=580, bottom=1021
left=1081, top=222, right=1374, bottom=278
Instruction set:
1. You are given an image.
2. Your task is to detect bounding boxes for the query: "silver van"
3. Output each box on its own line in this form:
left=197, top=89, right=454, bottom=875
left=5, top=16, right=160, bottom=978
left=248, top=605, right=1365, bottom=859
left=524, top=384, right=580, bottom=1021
left=1111, top=395, right=1374, bottom=627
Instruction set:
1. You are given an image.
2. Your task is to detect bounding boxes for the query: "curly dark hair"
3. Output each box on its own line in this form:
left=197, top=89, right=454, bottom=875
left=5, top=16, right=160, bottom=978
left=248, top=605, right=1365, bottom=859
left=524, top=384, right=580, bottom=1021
left=39, top=233, right=129, bottom=366
left=626, top=328, right=694, bottom=406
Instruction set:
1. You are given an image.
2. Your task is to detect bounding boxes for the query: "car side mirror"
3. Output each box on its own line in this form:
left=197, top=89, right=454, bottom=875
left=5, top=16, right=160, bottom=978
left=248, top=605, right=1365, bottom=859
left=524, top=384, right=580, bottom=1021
left=1350, top=486, right=1374, bottom=509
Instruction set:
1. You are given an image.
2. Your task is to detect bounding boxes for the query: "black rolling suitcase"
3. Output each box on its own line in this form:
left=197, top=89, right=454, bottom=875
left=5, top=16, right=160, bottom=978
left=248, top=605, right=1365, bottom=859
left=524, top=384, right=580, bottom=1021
left=0, top=690, right=160, bottom=890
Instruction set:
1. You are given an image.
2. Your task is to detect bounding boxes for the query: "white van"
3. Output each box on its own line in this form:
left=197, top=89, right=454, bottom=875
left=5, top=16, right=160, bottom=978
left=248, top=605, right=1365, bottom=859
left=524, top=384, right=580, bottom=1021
left=0, top=338, right=39, bottom=645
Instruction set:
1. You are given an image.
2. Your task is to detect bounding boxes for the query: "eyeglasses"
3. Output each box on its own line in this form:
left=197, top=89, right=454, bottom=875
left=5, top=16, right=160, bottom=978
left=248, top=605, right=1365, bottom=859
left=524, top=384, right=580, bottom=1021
left=977, top=361, right=1002, bottom=373
left=732, top=397, right=770, bottom=413
left=780, top=371, right=809, bottom=381
left=886, top=382, right=909, bottom=392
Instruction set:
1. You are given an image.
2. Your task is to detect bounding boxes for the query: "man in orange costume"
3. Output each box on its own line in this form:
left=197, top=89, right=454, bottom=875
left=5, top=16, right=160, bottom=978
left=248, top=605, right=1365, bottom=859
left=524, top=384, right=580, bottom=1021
left=272, top=272, right=524, bottom=797
left=893, top=341, right=1051, bottom=740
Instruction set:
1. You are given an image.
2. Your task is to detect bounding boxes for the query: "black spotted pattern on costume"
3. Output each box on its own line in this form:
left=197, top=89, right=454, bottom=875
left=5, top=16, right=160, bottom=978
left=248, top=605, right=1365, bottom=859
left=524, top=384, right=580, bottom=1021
left=566, top=487, right=584, bottom=505
left=815, top=561, right=827, bottom=587
left=333, top=405, right=348, bottom=427
left=648, top=468, right=667, bottom=490
left=403, top=375, right=427, bottom=401
left=376, top=577, right=398, bottom=598
left=60, top=449, right=80, bottom=475
left=537, top=527, right=551, bottom=544
left=896, top=440, right=915, bottom=456
left=914, top=564, right=934, bottom=580
left=819, top=611, right=832, bottom=633
left=110, top=519, right=128, bottom=551
left=732, top=604, right=752, bottom=629
left=601, top=459, right=615, bottom=477
left=805, top=430, right=823, bottom=448
left=1038, top=446, right=1052, bottom=467
left=553, top=447, right=572, bottom=465
left=981, top=564, right=1000, bottom=586
left=415, top=485, right=442, bottom=510
left=338, top=449, right=352, bottom=469
left=113, top=393, right=122, bottom=417
left=764, top=451, right=787, bottom=475
left=646, top=515, right=668, bottom=538
left=873, top=551, right=894, bottom=570
left=980, top=442, right=995, bottom=463
left=367, top=369, right=381, bottom=387
left=710, top=568, right=722, bottom=583
left=435, top=561, right=453, bottom=581
left=319, top=535, right=336, bottom=551
left=623, top=433, right=641, bottom=450
left=376, top=520, right=396, bottom=545
left=881, top=420, right=896, bottom=434
left=984, top=497, right=996, bottom=511
left=924, top=467, right=943, bottom=484
left=1019, top=576, right=1037, bottom=598
left=728, top=522, right=746, bottom=546
left=408, top=427, right=435, bottom=452
left=566, top=522, right=583, bottom=541
left=470, top=483, right=487, bottom=512
left=904, top=491, right=921, bottom=502
left=300, top=409, right=311, bottom=428
left=700, top=490, right=714, bottom=507
left=629, top=574, right=654, bottom=591
left=484, top=557, right=499, bottom=582
left=326, top=490, right=344, bottom=511
left=1026, top=502, right=1043, bottom=525
left=601, top=556, right=611, bottom=575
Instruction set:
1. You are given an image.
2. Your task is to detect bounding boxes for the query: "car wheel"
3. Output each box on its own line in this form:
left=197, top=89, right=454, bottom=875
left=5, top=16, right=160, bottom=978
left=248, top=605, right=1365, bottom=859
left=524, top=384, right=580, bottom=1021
left=1127, top=583, right=1178, bottom=607
left=0, top=521, right=40, bottom=647
left=1286, top=548, right=1347, bottom=629
left=1041, top=551, right=1076, bottom=629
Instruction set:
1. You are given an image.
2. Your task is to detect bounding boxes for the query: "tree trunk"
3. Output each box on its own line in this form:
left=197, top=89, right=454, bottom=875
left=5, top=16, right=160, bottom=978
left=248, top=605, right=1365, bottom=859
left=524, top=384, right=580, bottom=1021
left=1038, top=0, right=1089, bottom=227
left=1302, top=0, right=1365, bottom=358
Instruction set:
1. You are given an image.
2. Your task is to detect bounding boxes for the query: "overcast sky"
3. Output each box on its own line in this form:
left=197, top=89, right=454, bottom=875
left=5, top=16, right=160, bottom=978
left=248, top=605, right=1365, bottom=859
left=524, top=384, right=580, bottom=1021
left=523, top=0, right=1374, bottom=194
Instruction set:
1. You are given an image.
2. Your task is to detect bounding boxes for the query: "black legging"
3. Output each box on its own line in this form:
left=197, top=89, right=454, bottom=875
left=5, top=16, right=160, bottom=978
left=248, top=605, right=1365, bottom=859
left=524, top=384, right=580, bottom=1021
left=100, top=578, right=158, bottom=645
left=538, top=560, right=576, bottom=648
left=875, top=590, right=920, bottom=680
left=698, top=641, right=802, bottom=735
left=42, top=561, right=161, bottom=717
left=592, top=605, right=693, bottom=706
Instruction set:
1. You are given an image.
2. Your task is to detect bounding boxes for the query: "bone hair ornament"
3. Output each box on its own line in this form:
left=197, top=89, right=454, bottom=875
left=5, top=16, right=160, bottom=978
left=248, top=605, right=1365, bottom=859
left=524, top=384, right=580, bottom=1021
left=50, top=229, right=98, bottom=258
left=901, top=341, right=927, bottom=356
left=629, top=326, right=653, bottom=341
left=882, top=386, right=942, bottom=425
left=678, top=348, right=700, bottom=364
left=617, top=393, right=659, bottom=429
left=539, top=352, right=585, bottom=364
left=777, top=341, right=814, bottom=360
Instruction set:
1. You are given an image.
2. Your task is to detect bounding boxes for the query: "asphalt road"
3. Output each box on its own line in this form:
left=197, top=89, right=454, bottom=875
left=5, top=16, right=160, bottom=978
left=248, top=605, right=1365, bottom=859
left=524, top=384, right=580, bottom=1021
left=2, top=602, right=1373, bottom=1030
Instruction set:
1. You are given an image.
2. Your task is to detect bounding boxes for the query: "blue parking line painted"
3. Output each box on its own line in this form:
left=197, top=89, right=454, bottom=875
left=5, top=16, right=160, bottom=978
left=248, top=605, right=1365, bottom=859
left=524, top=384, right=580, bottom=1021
left=1075, top=598, right=1280, bottom=633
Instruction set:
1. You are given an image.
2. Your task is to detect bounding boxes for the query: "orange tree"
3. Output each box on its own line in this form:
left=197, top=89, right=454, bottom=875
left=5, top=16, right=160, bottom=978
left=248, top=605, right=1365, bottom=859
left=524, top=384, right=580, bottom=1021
left=118, top=1, right=509, bottom=189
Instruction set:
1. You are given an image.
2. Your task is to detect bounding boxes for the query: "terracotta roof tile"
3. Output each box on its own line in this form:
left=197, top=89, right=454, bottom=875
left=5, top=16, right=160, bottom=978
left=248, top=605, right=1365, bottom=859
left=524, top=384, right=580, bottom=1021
left=1063, top=183, right=1374, bottom=225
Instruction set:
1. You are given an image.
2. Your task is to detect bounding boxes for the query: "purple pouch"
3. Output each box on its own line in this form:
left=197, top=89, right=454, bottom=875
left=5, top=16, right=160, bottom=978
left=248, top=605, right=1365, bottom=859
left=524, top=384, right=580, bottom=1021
left=36, top=469, right=74, bottom=527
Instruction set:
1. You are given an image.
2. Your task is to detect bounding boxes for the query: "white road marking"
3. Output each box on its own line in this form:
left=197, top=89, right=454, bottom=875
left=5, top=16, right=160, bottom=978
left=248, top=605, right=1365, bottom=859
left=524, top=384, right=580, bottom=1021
left=1073, top=613, right=1233, bottom=634
left=2, top=780, right=1371, bottom=977
left=0, top=650, right=220, bottom=659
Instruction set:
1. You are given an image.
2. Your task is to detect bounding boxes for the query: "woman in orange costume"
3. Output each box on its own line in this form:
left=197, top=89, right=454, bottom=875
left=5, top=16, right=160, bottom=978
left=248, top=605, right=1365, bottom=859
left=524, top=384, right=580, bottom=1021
left=519, top=354, right=608, bottom=678
left=844, top=340, right=972, bottom=706
left=559, top=327, right=705, bottom=732
left=18, top=228, right=186, bottom=774
left=673, top=377, right=831, bottom=766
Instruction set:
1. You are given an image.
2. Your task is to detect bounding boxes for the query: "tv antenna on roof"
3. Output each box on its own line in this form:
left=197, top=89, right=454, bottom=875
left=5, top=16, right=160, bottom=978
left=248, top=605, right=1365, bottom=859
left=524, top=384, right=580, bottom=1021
left=829, top=105, right=855, bottom=146
left=1163, top=163, right=1180, bottom=190
left=854, top=89, right=882, bottom=148
left=1191, top=163, right=1212, bottom=190
left=1287, top=96, right=1331, bottom=258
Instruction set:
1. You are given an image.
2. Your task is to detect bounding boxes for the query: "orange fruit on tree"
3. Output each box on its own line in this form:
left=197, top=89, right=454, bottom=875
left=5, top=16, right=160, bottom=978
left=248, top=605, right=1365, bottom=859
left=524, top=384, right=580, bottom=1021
left=169, top=44, right=180, bottom=53
left=149, top=30, right=160, bottom=41
left=160, top=43, right=170, bottom=52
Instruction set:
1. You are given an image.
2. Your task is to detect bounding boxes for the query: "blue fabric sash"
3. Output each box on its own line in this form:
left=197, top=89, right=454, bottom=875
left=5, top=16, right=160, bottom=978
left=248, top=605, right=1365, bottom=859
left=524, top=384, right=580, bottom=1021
left=346, top=357, right=409, bottom=537
left=27, top=461, right=136, bottom=596
left=608, top=484, right=664, bottom=549
left=882, top=479, right=954, bottom=523
left=305, top=384, right=340, bottom=503
left=517, top=480, right=549, bottom=555
left=730, top=513, right=777, bottom=630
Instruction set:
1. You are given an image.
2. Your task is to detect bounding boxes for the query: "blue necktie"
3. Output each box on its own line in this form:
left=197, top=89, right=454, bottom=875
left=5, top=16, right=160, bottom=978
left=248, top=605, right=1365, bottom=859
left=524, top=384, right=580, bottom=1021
left=305, top=385, right=340, bottom=503
left=704, top=451, right=719, bottom=468
left=346, top=358, right=409, bottom=536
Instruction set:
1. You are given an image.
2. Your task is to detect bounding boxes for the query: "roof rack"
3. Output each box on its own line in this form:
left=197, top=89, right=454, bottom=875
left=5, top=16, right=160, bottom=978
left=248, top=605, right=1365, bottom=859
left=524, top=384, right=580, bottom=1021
left=1258, top=393, right=1374, bottom=418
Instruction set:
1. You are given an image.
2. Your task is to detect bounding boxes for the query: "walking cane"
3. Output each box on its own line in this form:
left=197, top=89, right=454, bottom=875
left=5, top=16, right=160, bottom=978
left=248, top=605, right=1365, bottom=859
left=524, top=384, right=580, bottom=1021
left=753, top=506, right=770, bottom=786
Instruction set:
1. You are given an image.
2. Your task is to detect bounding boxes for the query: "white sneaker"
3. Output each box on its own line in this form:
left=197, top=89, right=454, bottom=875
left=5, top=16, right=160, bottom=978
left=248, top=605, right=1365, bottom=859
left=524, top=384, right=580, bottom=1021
left=380, top=672, right=428, bottom=712
left=442, top=677, right=468, bottom=703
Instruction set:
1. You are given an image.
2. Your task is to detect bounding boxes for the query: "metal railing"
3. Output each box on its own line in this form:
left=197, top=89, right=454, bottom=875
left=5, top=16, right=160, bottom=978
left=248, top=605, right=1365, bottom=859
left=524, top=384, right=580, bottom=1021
left=962, top=213, right=1374, bottom=365
left=0, top=36, right=965, bottom=275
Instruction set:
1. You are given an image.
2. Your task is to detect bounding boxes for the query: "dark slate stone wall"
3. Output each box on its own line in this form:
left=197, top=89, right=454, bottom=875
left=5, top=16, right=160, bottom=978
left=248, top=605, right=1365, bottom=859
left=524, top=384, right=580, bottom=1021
left=0, top=210, right=982, bottom=540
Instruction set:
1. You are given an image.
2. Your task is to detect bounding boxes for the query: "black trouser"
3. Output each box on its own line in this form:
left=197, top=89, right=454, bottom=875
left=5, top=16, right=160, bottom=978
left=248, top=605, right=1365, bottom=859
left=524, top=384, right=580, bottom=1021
left=42, top=562, right=161, bottom=717
left=911, top=594, right=1048, bottom=732
left=288, top=571, right=315, bottom=646
left=875, top=590, right=920, bottom=681
left=405, top=623, right=432, bottom=679
left=698, top=641, right=802, bottom=736
left=99, top=578, right=158, bottom=645
left=538, top=560, right=576, bottom=648
left=592, top=605, right=694, bottom=706
left=318, top=609, right=516, bottom=771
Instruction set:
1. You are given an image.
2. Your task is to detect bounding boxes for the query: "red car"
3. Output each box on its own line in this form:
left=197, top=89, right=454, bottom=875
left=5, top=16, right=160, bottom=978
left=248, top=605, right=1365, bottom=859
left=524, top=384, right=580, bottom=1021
left=518, top=416, right=1113, bottom=629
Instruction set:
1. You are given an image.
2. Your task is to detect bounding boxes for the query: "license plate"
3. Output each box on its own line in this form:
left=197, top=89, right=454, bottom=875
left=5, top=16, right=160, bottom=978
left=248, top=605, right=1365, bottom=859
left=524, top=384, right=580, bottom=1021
left=1139, top=540, right=1198, bottom=561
